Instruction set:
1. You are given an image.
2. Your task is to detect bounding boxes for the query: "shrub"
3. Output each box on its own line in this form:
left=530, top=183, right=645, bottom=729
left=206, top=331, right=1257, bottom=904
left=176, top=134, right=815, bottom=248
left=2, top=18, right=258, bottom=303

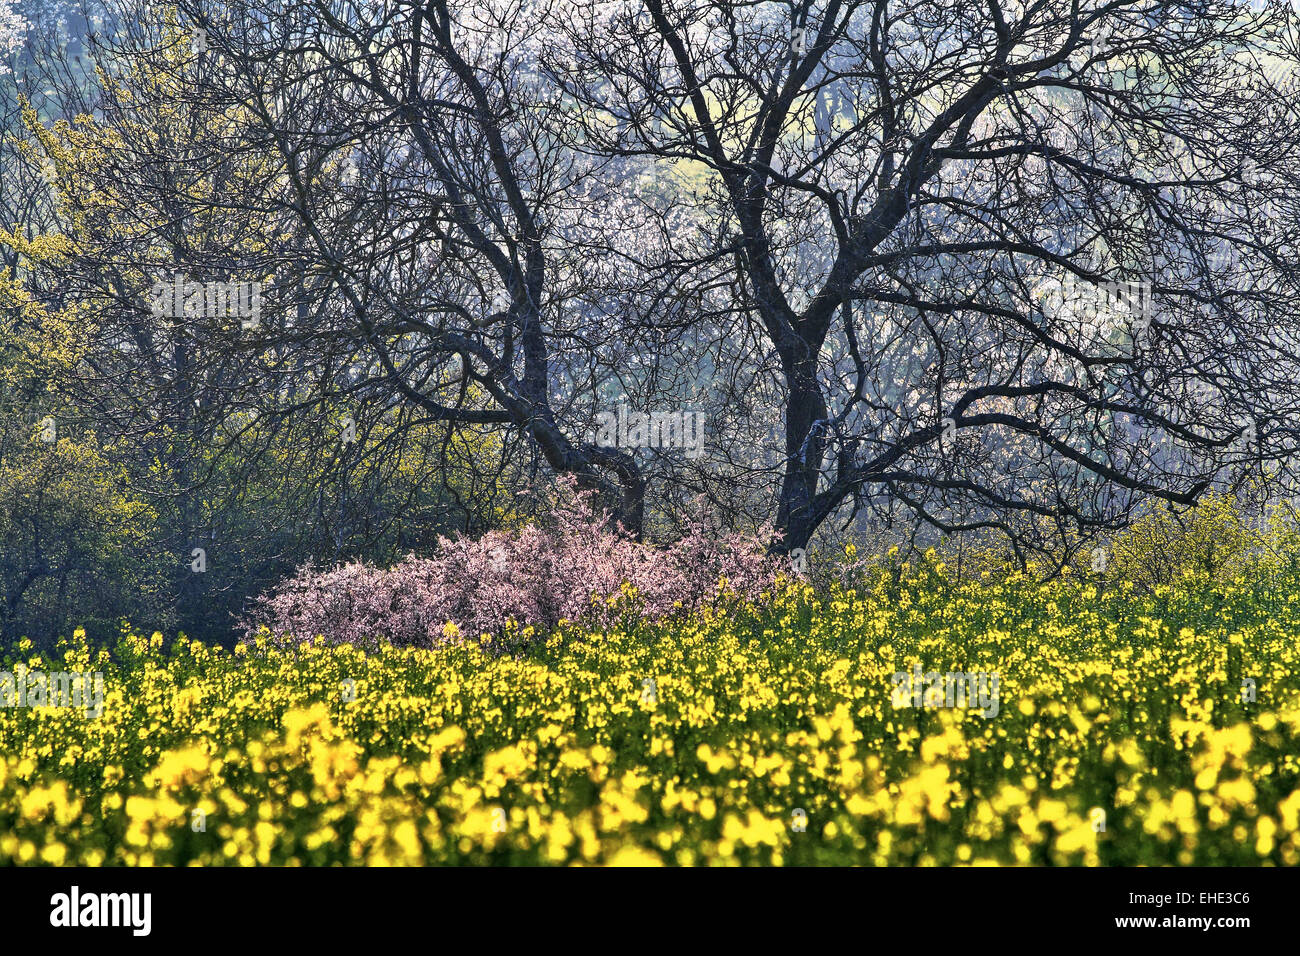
left=245, top=484, right=784, bottom=648
left=0, top=427, right=165, bottom=645
left=1099, top=490, right=1300, bottom=591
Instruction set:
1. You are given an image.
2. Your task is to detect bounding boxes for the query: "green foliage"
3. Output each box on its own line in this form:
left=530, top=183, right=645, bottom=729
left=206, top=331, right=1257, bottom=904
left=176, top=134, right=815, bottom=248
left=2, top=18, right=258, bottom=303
left=1101, top=490, right=1298, bottom=590
left=1, top=87, right=521, bottom=644
left=0, top=306, right=165, bottom=645
left=0, top=421, right=166, bottom=645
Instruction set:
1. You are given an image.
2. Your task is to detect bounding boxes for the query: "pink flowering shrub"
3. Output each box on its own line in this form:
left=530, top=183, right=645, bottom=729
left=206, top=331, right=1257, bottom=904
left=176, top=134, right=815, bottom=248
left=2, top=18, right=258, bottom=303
left=245, top=487, right=784, bottom=649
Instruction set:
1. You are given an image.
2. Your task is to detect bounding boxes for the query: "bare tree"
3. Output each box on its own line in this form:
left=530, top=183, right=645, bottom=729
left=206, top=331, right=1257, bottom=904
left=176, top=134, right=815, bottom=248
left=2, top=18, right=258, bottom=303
left=12, top=0, right=1300, bottom=570
left=564, top=0, right=1300, bottom=560
left=127, top=0, right=670, bottom=533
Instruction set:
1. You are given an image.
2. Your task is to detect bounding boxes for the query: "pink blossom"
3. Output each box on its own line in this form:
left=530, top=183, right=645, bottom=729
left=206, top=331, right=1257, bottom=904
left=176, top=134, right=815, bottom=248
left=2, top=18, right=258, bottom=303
left=245, top=486, right=783, bottom=649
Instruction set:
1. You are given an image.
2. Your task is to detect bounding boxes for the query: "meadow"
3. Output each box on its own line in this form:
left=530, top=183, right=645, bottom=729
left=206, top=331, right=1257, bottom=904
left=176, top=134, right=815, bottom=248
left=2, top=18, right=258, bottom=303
left=1, top=556, right=1298, bottom=866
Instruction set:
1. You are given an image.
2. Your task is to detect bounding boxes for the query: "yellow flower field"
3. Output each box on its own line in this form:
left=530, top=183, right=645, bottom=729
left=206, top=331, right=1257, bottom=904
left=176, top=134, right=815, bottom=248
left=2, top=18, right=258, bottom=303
left=2, top=559, right=1298, bottom=866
